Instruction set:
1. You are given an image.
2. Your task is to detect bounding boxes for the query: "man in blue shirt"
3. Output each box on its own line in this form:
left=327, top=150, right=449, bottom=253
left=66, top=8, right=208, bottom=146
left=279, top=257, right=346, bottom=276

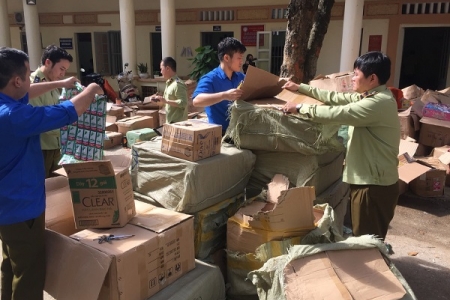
left=192, top=37, right=246, bottom=133
left=0, top=47, right=103, bottom=300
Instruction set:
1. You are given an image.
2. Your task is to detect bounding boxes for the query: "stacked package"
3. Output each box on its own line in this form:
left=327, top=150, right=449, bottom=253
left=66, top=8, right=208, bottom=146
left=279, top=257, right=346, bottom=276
left=59, top=82, right=108, bottom=164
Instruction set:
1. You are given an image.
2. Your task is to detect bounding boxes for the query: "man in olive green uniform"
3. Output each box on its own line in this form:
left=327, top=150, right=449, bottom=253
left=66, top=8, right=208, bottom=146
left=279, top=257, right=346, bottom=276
left=29, top=45, right=73, bottom=178
left=151, top=57, right=188, bottom=123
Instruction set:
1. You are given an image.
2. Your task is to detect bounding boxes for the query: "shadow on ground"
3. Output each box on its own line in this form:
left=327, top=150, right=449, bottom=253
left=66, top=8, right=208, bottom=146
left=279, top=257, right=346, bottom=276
left=392, top=256, right=450, bottom=300
left=397, top=191, right=450, bottom=218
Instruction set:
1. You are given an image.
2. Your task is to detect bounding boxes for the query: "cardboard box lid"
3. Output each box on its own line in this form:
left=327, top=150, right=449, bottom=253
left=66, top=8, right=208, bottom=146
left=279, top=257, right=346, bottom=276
left=45, top=229, right=112, bottom=300
left=56, top=154, right=131, bottom=178
left=398, top=153, right=431, bottom=184
left=284, top=248, right=406, bottom=300
left=70, top=223, right=158, bottom=256
left=163, top=119, right=221, bottom=132
left=240, top=65, right=323, bottom=105
left=129, top=205, right=193, bottom=234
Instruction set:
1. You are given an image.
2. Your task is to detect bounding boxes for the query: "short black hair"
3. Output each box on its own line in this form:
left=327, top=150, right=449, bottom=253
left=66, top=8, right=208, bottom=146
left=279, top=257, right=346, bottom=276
left=40, top=45, right=73, bottom=66
left=0, top=47, right=29, bottom=89
left=162, top=57, right=177, bottom=72
left=354, top=51, right=391, bottom=85
left=217, top=37, right=246, bottom=61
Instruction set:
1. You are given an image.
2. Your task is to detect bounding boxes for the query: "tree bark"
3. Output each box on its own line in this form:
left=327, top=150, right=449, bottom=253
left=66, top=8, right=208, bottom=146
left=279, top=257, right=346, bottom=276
left=280, top=0, right=335, bottom=84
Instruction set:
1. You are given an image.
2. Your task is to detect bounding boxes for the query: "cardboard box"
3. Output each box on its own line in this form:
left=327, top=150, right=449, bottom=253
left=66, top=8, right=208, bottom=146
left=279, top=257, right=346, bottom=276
left=398, top=140, right=431, bottom=194
left=284, top=248, right=406, bottom=299
left=116, top=115, right=155, bottom=134
left=103, top=131, right=123, bottom=149
left=309, top=72, right=354, bottom=92
left=419, top=117, right=450, bottom=147
left=105, top=115, right=118, bottom=132
left=44, top=178, right=195, bottom=300
left=161, top=119, right=222, bottom=162
left=135, top=109, right=159, bottom=128
left=126, top=128, right=157, bottom=147
left=432, top=145, right=450, bottom=186
left=420, top=89, right=450, bottom=105
left=107, top=104, right=125, bottom=118
left=227, top=175, right=316, bottom=253
left=411, top=156, right=447, bottom=197
left=398, top=107, right=416, bottom=140
left=58, top=155, right=136, bottom=229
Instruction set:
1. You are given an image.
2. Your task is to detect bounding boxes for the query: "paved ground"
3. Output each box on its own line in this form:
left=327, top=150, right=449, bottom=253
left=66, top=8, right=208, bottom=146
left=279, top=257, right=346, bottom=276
left=1, top=187, right=449, bottom=299
left=384, top=188, right=450, bottom=300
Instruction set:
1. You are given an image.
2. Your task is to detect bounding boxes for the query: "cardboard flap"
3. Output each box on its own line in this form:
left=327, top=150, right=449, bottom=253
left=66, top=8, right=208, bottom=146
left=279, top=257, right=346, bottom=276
left=284, top=248, right=406, bottom=300
left=240, top=65, right=285, bottom=101
left=439, top=152, right=450, bottom=165
left=45, top=176, right=77, bottom=236
left=62, top=160, right=115, bottom=178
left=106, top=115, right=117, bottom=124
left=248, top=187, right=316, bottom=232
left=275, top=89, right=323, bottom=105
left=398, top=154, right=430, bottom=183
left=267, top=174, right=290, bottom=203
left=129, top=206, right=192, bottom=233
left=399, top=139, right=419, bottom=158
left=45, top=230, right=112, bottom=300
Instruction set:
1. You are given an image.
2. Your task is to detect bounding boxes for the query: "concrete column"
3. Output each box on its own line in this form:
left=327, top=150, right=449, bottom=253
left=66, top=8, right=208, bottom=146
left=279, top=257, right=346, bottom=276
left=119, top=0, right=137, bottom=74
left=0, top=0, right=11, bottom=47
left=339, top=0, right=364, bottom=72
left=23, top=0, right=41, bottom=70
left=160, top=0, right=175, bottom=58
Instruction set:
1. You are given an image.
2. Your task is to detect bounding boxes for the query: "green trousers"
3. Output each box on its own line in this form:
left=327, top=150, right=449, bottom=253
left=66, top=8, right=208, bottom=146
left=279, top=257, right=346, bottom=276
left=0, top=212, right=46, bottom=300
left=42, top=149, right=61, bottom=178
left=350, top=182, right=399, bottom=240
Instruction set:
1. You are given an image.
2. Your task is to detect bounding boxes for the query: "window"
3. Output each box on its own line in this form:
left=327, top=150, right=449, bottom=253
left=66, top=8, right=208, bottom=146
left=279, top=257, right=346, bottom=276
left=94, top=31, right=122, bottom=75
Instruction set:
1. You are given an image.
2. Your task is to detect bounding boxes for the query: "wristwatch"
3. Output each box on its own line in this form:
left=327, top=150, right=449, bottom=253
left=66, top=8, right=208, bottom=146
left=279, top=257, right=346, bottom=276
left=296, top=103, right=303, bottom=113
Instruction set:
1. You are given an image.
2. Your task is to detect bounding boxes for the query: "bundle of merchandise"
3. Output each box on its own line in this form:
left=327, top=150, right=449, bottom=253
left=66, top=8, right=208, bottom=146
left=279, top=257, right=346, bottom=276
left=59, top=82, right=108, bottom=164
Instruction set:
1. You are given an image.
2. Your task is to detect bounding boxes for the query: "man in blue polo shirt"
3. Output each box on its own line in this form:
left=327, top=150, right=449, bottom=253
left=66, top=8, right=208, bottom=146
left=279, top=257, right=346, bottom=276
left=192, top=37, right=247, bottom=134
left=0, top=47, right=103, bottom=300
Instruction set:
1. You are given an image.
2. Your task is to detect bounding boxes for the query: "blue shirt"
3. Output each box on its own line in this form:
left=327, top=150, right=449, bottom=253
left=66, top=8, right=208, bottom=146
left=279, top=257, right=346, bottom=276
left=192, top=67, right=245, bottom=131
left=0, top=92, right=78, bottom=225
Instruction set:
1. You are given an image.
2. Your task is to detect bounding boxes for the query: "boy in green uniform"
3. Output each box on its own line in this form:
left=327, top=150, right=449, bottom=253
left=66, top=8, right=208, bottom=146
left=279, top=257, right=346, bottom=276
left=29, top=45, right=73, bottom=178
left=150, top=57, right=188, bottom=124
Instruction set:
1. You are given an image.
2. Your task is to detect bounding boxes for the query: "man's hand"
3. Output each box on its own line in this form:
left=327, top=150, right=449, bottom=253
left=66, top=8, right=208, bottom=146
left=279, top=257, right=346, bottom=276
left=282, top=101, right=298, bottom=114
left=281, top=80, right=299, bottom=92
left=224, top=88, right=244, bottom=101
left=85, top=83, right=104, bottom=95
left=60, top=76, right=80, bottom=89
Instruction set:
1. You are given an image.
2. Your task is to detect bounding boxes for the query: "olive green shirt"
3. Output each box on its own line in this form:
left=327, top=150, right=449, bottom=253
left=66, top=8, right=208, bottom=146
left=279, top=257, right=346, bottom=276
left=29, top=69, right=61, bottom=150
left=297, top=83, right=400, bottom=186
left=164, top=76, right=188, bottom=124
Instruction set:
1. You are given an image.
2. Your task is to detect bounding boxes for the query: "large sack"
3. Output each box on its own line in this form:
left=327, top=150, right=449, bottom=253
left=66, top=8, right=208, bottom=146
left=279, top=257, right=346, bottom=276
left=247, top=150, right=344, bottom=195
left=131, top=138, right=256, bottom=213
left=224, top=100, right=344, bottom=155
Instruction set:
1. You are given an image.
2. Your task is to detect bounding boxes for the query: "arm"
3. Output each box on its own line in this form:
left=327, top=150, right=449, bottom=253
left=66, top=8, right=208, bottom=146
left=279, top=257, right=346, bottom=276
left=192, top=75, right=243, bottom=107
left=282, top=81, right=359, bottom=106
left=29, top=77, right=79, bottom=99
left=283, top=97, right=383, bottom=127
left=157, top=83, right=188, bottom=108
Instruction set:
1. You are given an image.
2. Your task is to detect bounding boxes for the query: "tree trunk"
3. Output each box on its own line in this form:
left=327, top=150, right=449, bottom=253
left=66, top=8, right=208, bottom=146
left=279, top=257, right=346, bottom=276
left=280, top=0, right=335, bottom=84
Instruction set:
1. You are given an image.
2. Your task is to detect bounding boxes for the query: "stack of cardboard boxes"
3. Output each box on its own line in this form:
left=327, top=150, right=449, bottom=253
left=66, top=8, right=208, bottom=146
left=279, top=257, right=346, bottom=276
left=44, top=152, right=226, bottom=299
left=398, top=85, right=450, bottom=197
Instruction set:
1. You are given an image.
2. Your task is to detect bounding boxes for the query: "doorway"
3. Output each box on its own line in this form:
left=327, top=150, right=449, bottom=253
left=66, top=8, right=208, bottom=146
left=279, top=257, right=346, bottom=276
left=76, top=33, right=93, bottom=85
left=201, top=32, right=234, bottom=51
left=151, top=33, right=162, bottom=76
left=399, top=27, right=450, bottom=90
